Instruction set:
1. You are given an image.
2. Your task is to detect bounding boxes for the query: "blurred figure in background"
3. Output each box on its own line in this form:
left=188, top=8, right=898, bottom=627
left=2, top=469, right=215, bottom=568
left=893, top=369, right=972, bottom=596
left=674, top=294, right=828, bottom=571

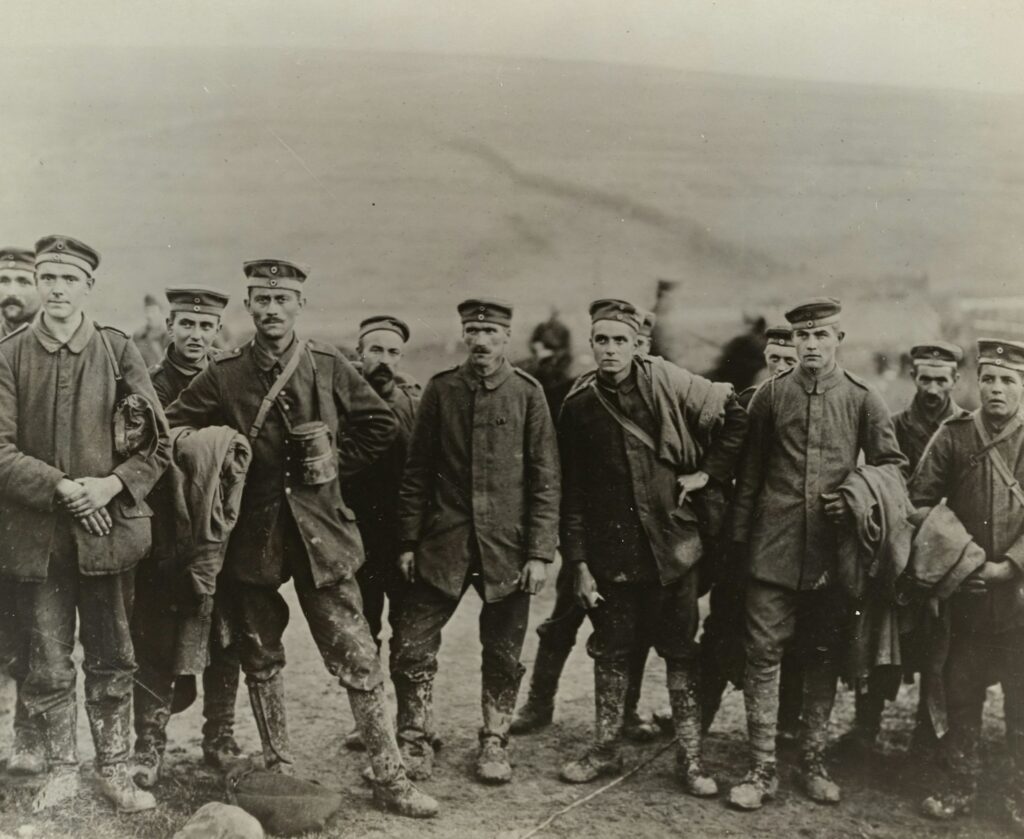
left=705, top=314, right=767, bottom=392
left=516, top=311, right=574, bottom=418
left=133, top=293, right=170, bottom=367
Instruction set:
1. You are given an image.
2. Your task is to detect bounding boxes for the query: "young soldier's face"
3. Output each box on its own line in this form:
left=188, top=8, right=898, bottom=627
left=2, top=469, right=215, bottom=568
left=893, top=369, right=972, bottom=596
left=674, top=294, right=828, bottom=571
left=591, top=320, right=637, bottom=376
left=0, top=269, right=41, bottom=326
left=359, top=329, right=404, bottom=387
left=245, top=288, right=304, bottom=340
left=168, top=312, right=221, bottom=363
left=913, top=363, right=957, bottom=410
left=978, top=365, right=1024, bottom=422
left=35, top=262, right=93, bottom=323
left=635, top=335, right=652, bottom=355
left=793, top=325, right=842, bottom=372
left=463, top=322, right=510, bottom=371
left=764, top=345, right=798, bottom=376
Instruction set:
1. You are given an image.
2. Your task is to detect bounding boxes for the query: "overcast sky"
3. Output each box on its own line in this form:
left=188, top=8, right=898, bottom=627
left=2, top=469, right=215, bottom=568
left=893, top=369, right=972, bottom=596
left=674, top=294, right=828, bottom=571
left=7, top=0, right=1024, bottom=93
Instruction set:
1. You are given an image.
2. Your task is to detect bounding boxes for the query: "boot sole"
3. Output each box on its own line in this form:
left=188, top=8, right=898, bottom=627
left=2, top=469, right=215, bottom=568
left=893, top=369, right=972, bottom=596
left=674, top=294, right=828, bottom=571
left=372, top=793, right=438, bottom=819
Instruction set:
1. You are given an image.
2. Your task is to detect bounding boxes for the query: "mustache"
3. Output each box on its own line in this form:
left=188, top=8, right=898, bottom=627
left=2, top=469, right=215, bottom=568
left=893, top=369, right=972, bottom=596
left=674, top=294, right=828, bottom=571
left=367, top=364, right=395, bottom=384
left=0, top=297, right=22, bottom=309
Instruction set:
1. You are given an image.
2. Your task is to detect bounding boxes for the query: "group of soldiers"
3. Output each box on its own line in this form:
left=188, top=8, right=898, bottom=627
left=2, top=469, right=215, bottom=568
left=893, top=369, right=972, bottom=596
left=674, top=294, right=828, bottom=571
left=0, top=236, right=1022, bottom=832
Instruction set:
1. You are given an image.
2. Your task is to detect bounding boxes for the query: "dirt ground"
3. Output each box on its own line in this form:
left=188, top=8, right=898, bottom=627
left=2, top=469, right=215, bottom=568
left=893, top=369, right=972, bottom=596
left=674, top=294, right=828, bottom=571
left=0, top=565, right=1017, bottom=839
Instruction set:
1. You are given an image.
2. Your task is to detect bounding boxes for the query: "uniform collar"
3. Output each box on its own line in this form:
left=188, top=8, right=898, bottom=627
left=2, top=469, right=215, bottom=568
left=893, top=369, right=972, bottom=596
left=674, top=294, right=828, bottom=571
left=794, top=361, right=843, bottom=394
left=251, top=332, right=299, bottom=372
left=164, top=342, right=208, bottom=377
left=32, top=313, right=94, bottom=354
left=597, top=361, right=638, bottom=394
left=459, top=356, right=514, bottom=391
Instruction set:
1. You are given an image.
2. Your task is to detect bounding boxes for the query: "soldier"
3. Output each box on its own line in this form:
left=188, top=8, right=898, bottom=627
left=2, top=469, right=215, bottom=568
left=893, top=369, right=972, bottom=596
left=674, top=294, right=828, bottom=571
left=0, top=235, right=170, bottom=813
left=0, top=246, right=44, bottom=776
left=912, top=339, right=1024, bottom=828
left=843, top=341, right=968, bottom=754
left=391, top=298, right=560, bottom=785
left=699, top=326, right=803, bottom=738
left=728, top=298, right=906, bottom=811
left=511, top=306, right=662, bottom=743
left=556, top=299, right=746, bottom=792
left=129, top=286, right=244, bottom=788
left=342, top=315, right=420, bottom=751
left=164, top=260, right=437, bottom=818
left=132, top=293, right=170, bottom=368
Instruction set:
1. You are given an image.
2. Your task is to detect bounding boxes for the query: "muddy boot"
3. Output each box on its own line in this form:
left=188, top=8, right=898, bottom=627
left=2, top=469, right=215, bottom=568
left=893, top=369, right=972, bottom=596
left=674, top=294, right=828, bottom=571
left=668, top=664, right=718, bottom=797
left=475, top=695, right=511, bottom=784
left=1004, top=766, right=1024, bottom=834
left=393, top=675, right=435, bottom=781
left=94, top=762, right=156, bottom=813
left=248, top=674, right=293, bottom=775
left=727, top=761, right=778, bottom=811
left=560, top=661, right=627, bottom=784
left=776, top=651, right=803, bottom=745
left=621, top=647, right=657, bottom=742
left=800, top=665, right=840, bottom=803
left=350, top=684, right=438, bottom=819
left=90, top=697, right=156, bottom=813
left=201, top=657, right=242, bottom=770
left=921, top=774, right=976, bottom=821
left=31, top=704, right=80, bottom=813
left=832, top=689, right=881, bottom=757
left=510, top=642, right=569, bottom=735
left=129, top=744, right=161, bottom=790
left=8, top=701, right=46, bottom=776
left=131, top=684, right=169, bottom=789
left=800, top=752, right=840, bottom=804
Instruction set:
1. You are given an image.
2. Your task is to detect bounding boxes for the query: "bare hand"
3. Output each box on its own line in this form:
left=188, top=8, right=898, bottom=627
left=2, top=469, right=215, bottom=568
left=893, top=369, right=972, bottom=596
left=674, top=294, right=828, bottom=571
left=518, top=559, right=547, bottom=595
left=76, top=509, right=112, bottom=536
left=55, top=478, right=87, bottom=509
left=676, top=471, right=710, bottom=502
left=963, top=560, right=1014, bottom=593
left=573, top=563, right=603, bottom=611
left=66, top=476, right=123, bottom=517
left=821, top=492, right=849, bottom=523
left=398, top=551, right=416, bottom=584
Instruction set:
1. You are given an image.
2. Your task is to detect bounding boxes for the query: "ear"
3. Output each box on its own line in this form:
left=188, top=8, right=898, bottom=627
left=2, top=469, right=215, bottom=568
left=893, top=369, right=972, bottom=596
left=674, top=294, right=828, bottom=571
left=85, top=277, right=96, bottom=291
left=297, top=294, right=307, bottom=310
left=166, top=316, right=174, bottom=330
left=836, top=329, right=846, bottom=343
left=243, top=296, right=253, bottom=314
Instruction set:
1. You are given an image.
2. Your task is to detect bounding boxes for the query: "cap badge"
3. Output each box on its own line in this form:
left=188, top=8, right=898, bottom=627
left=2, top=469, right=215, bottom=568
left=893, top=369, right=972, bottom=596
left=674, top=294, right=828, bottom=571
left=55, top=241, right=64, bottom=250
left=269, top=279, right=278, bottom=287
left=270, top=265, right=278, bottom=275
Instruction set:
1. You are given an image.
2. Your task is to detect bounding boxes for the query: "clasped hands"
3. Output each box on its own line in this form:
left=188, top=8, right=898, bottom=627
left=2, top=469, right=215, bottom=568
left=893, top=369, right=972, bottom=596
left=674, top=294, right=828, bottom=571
left=55, top=475, right=124, bottom=536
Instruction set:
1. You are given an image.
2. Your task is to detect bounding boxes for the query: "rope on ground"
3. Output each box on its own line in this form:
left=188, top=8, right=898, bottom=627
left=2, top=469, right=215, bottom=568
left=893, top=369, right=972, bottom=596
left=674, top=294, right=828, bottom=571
left=515, top=737, right=679, bottom=839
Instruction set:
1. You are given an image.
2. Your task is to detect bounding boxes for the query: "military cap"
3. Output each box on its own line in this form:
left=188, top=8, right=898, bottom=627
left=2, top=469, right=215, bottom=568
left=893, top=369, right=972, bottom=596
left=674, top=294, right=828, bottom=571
left=910, top=341, right=962, bottom=368
left=166, top=286, right=230, bottom=317
left=638, top=309, right=657, bottom=338
left=34, top=235, right=100, bottom=275
left=977, top=338, right=1024, bottom=374
left=0, top=247, right=34, bottom=273
left=244, top=259, right=308, bottom=293
left=589, top=298, right=642, bottom=332
left=457, top=298, right=513, bottom=327
left=359, top=315, right=410, bottom=343
left=765, top=325, right=794, bottom=347
left=784, top=297, right=842, bottom=329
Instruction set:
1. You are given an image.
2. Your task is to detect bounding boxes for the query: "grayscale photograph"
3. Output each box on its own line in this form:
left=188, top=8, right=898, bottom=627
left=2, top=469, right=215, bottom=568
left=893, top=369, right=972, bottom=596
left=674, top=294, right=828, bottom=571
left=0, top=2, right=1021, bottom=837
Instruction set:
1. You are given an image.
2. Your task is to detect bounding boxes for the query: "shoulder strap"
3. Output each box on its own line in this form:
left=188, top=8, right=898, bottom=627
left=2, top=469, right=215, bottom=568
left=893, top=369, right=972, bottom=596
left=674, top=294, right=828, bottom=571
left=96, top=324, right=123, bottom=383
left=249, top=339, right=307, bottom=441
left=588, top=380, right=657, bottom=453
left=972, top=412, right=1024, bottom=508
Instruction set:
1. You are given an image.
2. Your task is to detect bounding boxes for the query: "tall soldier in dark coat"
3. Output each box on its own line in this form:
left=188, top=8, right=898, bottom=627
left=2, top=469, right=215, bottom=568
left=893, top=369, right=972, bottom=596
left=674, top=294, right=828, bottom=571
left=728, top=298, right=907, bottom=811
left=165, top=260, right=437, bottom=818
left=0, top=235, right=170, bottom=813
left=391, top=298, right=560, bottom=785
left=342, top=315, right=420, bottom=751
left=0, top=246, right=45, bottom=777
left=912, top=339, right=1024, bottom=829
left=129, top=286, right=244, bottom=788
left=843, top=341, right=968, bottom=753
left=557, top=299, right=747, bottom=793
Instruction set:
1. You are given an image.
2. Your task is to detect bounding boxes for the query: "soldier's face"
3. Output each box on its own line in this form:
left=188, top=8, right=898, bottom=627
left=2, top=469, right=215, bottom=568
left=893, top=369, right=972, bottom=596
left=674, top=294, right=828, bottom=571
left=591, top=321, right=637, bottom=376
left=245, top=288, right=304, bottom=340
left=0, top=269, right=41, bottom=326
left=978, top=365, right=1023, bottom=422
left=359, top=329, right=404, bottom=386
left=764, top=345, right=798, bottom=376
left=463, top=322, right=510, bottom=373
left=169, top=312, right=221, bottom=363
left=635, top=335, right=652, bottom=355
left=35, top=262, right=93, bottom=323
left=793, top=325, right=842, bottom=372
left=913, top=363, right=957, bottom=410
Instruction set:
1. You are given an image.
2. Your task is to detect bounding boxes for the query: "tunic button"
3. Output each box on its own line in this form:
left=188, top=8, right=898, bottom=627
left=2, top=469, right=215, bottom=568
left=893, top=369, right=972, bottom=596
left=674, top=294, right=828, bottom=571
left=285, top=487, right=292, bottom=495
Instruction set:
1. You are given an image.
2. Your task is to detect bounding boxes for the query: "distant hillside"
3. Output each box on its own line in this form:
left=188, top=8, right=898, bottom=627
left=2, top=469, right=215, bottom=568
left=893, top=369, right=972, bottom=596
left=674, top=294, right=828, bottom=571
left=0, top=47, right=1020, bottom=363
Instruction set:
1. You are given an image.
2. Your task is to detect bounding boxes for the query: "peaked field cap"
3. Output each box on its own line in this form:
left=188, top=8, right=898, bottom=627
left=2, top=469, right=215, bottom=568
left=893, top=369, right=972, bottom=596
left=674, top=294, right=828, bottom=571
left=166, top=286, right=230, bottom=316
left=765, top=325, right=795, bottom=347
left=457, top=298, right=513, bottom=326
left=589, top=298, right=641, bottom=332
left=910, top=342, right=963, bottom=366
left=34, top=235, right=100, bottom=274
left=638, top=309, right=657, bottom=337
left=977, top=338, right=1024, bottom=374
left=243, top=259, right=308, bottom=292
left=0, top=247, right=35, bottom=272
left=784, top=297, right=842, bottom=329
left=359, top=315, right=410, bottom=343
